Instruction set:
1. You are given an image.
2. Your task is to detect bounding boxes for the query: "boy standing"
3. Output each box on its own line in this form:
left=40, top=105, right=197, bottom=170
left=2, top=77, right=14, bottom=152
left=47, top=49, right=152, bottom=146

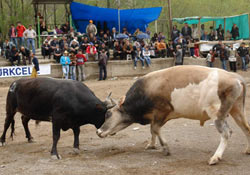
left=31, top=53, right=39, bottom=78
left=76, top=49, right=87, bottom=81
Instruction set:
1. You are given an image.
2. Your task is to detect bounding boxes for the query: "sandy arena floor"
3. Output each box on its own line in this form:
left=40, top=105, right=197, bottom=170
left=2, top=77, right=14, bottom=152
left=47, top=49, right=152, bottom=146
left=1, top=71, right=250, bottom=175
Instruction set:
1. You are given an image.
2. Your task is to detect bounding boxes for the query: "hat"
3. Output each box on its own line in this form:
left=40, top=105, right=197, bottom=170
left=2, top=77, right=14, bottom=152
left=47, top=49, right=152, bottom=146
left=64, top=50, right=68, bottom=54
left=89, top=42, right=93, bottom=45
left=89, top=20, right=93, bottom=23
left=53, top=36, right=57, bottom=39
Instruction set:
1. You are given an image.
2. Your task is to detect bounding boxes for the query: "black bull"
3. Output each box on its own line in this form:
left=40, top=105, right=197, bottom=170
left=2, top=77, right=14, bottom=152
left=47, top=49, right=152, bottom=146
left=0, top=77, right=113, bottom=159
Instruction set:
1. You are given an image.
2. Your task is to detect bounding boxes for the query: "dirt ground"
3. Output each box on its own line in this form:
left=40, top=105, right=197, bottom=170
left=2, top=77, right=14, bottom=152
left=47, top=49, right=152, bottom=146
left=1, top=72, right=250, bottom=175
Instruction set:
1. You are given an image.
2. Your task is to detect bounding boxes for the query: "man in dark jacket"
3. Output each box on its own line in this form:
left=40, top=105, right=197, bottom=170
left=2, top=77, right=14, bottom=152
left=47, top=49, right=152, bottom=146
left=9, top=46, right=20, bottom=66
left=41, top=41, right=52, bottom=59
left=171, top=25, right=180, bottom=41
left=98, top=49, right=108, bottom=81
left=20, top=46, right=31, bottom=65
left=237, top=42, right=248, bottom=71
left=231, top=24, right=239, bottom=40
left=181, top=23, right=192, bottom=40
left=219, top=44, right=228, bottom=70
left=217, top=24, right=224, bottom=41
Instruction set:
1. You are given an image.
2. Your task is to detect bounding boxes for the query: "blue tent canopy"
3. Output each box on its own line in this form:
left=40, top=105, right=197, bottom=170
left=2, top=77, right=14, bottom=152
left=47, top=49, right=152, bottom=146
left=70, top=2, right=162, bottom=34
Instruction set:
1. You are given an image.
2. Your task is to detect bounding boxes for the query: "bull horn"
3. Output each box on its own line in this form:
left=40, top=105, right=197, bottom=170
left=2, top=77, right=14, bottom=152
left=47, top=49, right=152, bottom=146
left=111, top=98, right=118, bottom=105
left=107, top=92, right=112, bottom=99
left=107, top=104, right=116, bottom=110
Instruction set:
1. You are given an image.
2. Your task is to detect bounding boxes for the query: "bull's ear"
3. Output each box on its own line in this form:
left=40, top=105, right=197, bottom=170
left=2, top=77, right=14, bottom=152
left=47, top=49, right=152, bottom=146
left=118, top=96, right=126, bottom=108
left=95, top=104, right=106, bottom=112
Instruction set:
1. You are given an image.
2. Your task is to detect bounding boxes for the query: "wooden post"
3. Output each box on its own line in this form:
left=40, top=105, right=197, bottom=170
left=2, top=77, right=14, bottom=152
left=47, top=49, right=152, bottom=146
left=54, top=4, right=56, bottom=27
left=37, top=15, right=41, bottom=49
left=167, top=0, right=172, bottom=38
left=224, top=18, right=226, bottom=40
left=155, top=20, right=158, bottom=33
left=198, top=17, right=201, bottom=39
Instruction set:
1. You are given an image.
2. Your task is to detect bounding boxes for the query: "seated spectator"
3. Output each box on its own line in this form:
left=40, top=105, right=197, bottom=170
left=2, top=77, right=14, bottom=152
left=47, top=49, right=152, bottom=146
left=69, top=52, right=77, bottom=80
left=158, top=32, right=166, bottom=42
left=54, top=44, right=62, bottom=63
left=231, top=24, right=239, bottom=40
left=61, top=21, right=70, bottom=34
left=99, top=43, right=110, bottom=59
left=41, top=41, right=52, bottom=59
left=151, top=33, right=158, bottom=43
left=134, top=28, right=141, bottom=36
left=146, top=27, right=151, bottom=36
left=3, top=39, right=14, bottom=59
left=133, top=39, right=141, bottom=49
left=134, top=47, right=144, bottom=69
left=194, top=39, right=200, bottom=58
left=76, top=49, right=87, bottom=81
left=40, top=21, right=47, bottom=34
left=93, top=36, right=100, bottom=53
left=86, top=42, right=98, bottom=61
left=113, top=41, right=123, bottom=60
left=50, top=36, right=59, bottom=53
left=79, top=37, right=89, bottom=54
left=60, top=51, right=71, bottom=79
left=55, top=25, right=63, bottom=34
left=59, top=35, right=68, bottom=50
left=98, top=49, right=108, bottom=81
left=70, top=39, right=79, bottom=54
left=102, top=33, right=111, bottom=48
left=20, top=46, right=31, bottom=65
left=43, top=36, right=52, bottom=45
left=98, top=30, right=105, bottom=40
left=122, top=27, right=130, bottom=36
left=68, top=27, right=77, bottom=40
left=111, top=27, right=118, bottom=43
left=225, top=30, right=232, bottom=41
left=9, top=46, right=20, bottom=66
left=122, top=40, right=134, bottom=60
left=142, top=46, right=151, bottom=67
left=156, top=39, right=167, bottom=58
left=167, top=40, right=175, bottom=57
left=63, top=43, right=70, bottom=53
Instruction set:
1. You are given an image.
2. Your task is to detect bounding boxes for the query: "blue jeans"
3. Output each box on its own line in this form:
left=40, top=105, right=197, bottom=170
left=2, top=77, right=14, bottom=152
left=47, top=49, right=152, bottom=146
left=134, top=57, right=144, bottom=67
left=207, top=62, right=213, bottom=67
left=69, top=65, right=76, bottom=80
left=62, top=65, right=69, bottom=79
left=241, top=56, right=247, bottom=71
left=221, top=60, right=227, bottom=70
left=17, top=37, right=25, bottom=49
left=10, top=37, right=17, bottom=48
left=27, top=38, right=36, bottom=54
left=144, top=56, right=151, bottom=66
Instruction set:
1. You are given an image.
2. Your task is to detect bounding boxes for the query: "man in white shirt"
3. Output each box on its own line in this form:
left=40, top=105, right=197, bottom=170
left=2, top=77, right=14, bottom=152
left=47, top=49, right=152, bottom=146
left=23, top=25, right=37, bottom=54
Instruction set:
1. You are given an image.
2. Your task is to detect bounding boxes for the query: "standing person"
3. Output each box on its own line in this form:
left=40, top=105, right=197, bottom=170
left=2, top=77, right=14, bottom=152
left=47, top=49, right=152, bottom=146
left=23, top=25, right=37, bottom=54
left=171, top=25, right=180, bottom=41
left=231, top=24, right=239, bottom=40
left=76, top=49, right=87, bottom=81
left=20, top=46, right=31, bottom=65
left=237, top=42, right=248, bottom=71
left=219, top=44, right=228, bottom=70
left=31, top=53, right=40, bottom=78
left=206, top=50, right=214, bottom=67
left=60, top=51, right=71, bottom=79
left=217, top=24, right=224, bottom=41
left=98, top=49, right=108, bottom=81
left=69, top=52, right=77, bottom=80
left=86, top=20, right=97, bottom=36
left=228, top=45, right=237, bottom=72
left=174, top=45, right=183, bottom=66
left=181, top=23, right=192, bottom=40
left=8, top=24, right=17, bottom=48
left=16, top=21, right=26, bottom=49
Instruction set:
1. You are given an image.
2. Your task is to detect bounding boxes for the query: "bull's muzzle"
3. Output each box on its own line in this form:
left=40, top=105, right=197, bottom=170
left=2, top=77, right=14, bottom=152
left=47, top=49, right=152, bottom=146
left=96, top=129, right=106, bottom=138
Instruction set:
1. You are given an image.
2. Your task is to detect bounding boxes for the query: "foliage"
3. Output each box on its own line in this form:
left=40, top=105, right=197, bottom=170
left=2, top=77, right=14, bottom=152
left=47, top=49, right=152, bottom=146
left=1, top=0, right=250, bottom=39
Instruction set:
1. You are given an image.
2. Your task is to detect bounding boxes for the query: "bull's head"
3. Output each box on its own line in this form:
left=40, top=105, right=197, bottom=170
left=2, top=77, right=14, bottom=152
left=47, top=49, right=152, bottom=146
left=97, top=94, right=132, bottom=138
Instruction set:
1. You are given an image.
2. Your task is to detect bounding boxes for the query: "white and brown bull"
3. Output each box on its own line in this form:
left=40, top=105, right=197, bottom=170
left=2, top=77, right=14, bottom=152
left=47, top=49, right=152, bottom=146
left=97, top=65, right=250, bottom=165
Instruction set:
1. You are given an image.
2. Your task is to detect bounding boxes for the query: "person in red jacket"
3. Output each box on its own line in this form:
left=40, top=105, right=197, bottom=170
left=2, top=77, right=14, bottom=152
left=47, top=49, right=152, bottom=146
left=16, top=21, right=26, bottom=49
left=86, top=42, right=98, bottom=61
left=76, top=49, right=87, bottom=81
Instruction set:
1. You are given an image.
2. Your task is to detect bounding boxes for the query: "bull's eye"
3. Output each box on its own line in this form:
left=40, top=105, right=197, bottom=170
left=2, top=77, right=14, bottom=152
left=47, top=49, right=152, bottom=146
left=105, top=111, right=112, bottom=119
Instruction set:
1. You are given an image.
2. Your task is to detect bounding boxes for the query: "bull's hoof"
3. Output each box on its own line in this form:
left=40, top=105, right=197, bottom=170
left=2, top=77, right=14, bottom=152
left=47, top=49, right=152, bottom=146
left=51, top=154, right=62, bottom=160
left=28, top=138, right=35, bottom=143
left=208, top=156, right=221, bottom=165
left=145, top=144, right=157, bottom=150
left=163, top=148, right=171, bottom=156
left=73, top=148, right=80, bottom=155
left=0, top=142, right=6, bottom=147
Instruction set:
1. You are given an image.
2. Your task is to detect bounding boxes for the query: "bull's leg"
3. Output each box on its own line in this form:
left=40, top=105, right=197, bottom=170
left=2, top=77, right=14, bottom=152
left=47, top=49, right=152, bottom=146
left=0, top=112, right=16, bottom=146
left=51, top=122, right=61, bottom=160
left=21, top=115, right=34, bottom=143
left=72, top=127, right=80, bottom=154
left=230, top=106, right=250, bottom=154
left=145, top=124, right=157, bottom=150
left=209, top=119, right=232, bottom=165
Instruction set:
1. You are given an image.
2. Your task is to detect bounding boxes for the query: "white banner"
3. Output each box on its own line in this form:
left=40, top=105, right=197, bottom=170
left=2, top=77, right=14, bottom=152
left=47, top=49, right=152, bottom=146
left=0, top=64, right=51, bottom=78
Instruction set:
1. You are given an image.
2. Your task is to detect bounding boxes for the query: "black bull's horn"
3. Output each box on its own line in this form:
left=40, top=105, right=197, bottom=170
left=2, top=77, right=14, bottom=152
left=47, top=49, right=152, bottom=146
left=104, top=92, right=117, bottom=109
